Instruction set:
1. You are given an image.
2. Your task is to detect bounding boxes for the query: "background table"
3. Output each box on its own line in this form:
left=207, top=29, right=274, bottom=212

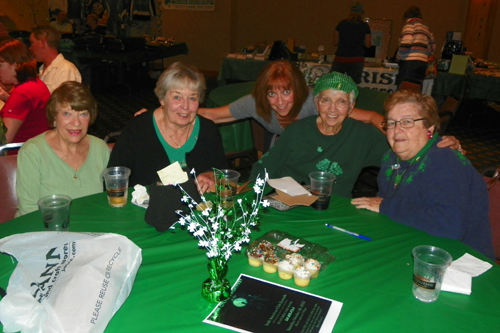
left=218, top=58, right=399, bottom=92
left=206, top=82, right=256, bottom=154
left=65, top=42, right=190, bottom=92
left=1, top=192, right=498, bottom=332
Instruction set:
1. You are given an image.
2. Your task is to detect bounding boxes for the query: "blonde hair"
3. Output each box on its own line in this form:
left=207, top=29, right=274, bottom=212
left=154, top=62, right=206, bottom=103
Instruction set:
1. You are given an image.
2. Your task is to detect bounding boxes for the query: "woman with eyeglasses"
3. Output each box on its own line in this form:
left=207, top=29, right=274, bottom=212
left=352, top=90, right=494, bottom=259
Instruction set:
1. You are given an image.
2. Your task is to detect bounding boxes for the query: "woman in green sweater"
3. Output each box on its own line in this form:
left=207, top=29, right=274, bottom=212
left=16, top=81, right=110, bottom=215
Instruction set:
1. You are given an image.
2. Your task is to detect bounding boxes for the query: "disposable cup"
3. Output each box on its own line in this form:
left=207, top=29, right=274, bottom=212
left=37, top=194, right=72, bottom=231
left=102, top=166, right=131, bottom=208
left=215, top=169, right=240, bottom=209
left=412, top=245, right=452, bottom=303
left=309, top=171, right=336, bottom=210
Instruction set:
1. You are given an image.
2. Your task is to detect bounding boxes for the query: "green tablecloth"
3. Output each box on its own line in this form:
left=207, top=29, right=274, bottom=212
left=206, top=82, right=256, bottom=154
left=1, top=192, right=499, bottom=332
left=432, top=71, right=468, bottom=98
left=467, top=73, right=500, bottom=102
left=217, top=58, right=271, bottom=86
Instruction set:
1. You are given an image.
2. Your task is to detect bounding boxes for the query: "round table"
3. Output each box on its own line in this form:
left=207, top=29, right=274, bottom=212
left=1, top=192, right=499, bottom=332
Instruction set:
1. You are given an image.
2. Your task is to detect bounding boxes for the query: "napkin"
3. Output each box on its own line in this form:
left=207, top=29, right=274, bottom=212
left=441, top=253, right=493, bottom=295
left=157, top=162, right=188, bottom=185
left=267, top=177, right=311, bottom=196
left=131, top=185, right=149, bottom=208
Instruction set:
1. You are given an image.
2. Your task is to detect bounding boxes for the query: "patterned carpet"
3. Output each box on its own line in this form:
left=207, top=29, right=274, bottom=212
left=89, top=79, right=500, bottom=177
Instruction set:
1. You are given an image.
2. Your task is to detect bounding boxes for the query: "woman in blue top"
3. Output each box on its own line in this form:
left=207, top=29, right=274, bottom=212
left=352, top=91, right=494, bottom=259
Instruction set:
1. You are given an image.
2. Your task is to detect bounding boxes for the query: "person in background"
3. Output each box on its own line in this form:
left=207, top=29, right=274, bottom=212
left=29, top=25, right=81, bottom=93
left=0, top=39, right=50, bottom=143
left=199, top=60, right=385, bottom=143
left=84, top=14, right=107, bottom=35
left=49, top=11, right=73, bottom=35
left=395, top=6, right=435, bottom=88
left=351, top=91, right=494, bottom=259
left=16, top=81, right=110, bottom=215
left=108, top=62, right=227, bottom=193
left=330, top=2, right=371, bottom=84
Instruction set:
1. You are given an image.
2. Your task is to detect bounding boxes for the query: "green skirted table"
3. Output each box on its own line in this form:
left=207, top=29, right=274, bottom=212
left=217, top=58, right=271, bottom=86
left=206, top=82, right=256, bottom=154
left=432, top=71, right=468, bottom=98
left=1, top=192, right=499, bottom=332
left=432, top=70, right=500, bottom=103
left=467, top=73, right=500, bottom=102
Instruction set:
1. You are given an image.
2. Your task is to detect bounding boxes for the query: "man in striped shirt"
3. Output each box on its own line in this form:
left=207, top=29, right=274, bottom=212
left=395, top=6, right=435, bottom=88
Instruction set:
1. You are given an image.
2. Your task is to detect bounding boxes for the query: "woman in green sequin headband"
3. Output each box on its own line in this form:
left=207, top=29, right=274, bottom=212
left=313, top=71, right=359, bottom=136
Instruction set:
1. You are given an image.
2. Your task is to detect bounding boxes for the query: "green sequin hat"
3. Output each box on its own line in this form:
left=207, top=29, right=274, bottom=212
left=313, top=72, right=359, bottom=99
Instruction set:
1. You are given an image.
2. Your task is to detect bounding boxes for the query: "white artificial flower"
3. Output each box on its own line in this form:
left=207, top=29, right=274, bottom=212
left=253, top=184, right=262, bottom=194
left=256, top=178, right=265, bottom=186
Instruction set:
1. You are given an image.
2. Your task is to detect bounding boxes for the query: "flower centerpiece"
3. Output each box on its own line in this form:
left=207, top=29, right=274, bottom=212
left=171, top=169, right=269, bottom=302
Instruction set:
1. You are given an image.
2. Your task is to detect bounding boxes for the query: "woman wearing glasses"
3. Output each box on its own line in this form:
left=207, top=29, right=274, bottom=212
left=352, top=90, right=493, bottom=259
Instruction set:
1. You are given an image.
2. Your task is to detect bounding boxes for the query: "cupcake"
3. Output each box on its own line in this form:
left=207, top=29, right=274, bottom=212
left=258, top=240, right=275, bottom=254
left=278, top=260, right=295, bottom=280
left=263, top=254, right=279, bottom=273
left=304, top=258, right=321, bottom=279
left=294, top=266, right=312, bottom=287
left=247, top=240, right=275, bottom=267
left=286, top=253, right=304, bottom=268
left=246, top=248, right=263, bottom=267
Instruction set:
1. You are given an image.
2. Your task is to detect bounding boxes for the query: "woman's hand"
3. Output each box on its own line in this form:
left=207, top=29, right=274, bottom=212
left=0, top=86, right=10, bottom=101
left=196, top=171, right=215, bottom=194
left=438, top=135, right=466, bottom=155
left=134, top=108, right=148, bottom=117
left=351, top=197, right=383, bottom=213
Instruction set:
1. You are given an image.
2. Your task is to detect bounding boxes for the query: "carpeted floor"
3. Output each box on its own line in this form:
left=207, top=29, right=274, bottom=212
left=89, top=77, right=500, bottom=179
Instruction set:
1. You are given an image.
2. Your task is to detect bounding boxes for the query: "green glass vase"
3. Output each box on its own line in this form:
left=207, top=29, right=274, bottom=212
left=201, top=257, right=231, bottom=303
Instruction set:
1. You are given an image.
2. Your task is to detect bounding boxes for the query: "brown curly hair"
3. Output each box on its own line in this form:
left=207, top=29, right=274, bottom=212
left=46, top=81, right=98, bottom=127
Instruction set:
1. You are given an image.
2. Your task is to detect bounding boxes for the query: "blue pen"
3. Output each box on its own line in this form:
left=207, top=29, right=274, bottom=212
left=325, top=224, right=372, bottom=241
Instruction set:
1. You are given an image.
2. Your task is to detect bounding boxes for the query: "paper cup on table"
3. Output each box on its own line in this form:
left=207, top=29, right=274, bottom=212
left=37, top=194, right=72, bottom=231
left=215, top=169, right=240, bottom=209
left=412, top=245, right=452, bottom=303
left=308, top=171, right=335, bottom=210
left=102, top=167, right=131, bottom=208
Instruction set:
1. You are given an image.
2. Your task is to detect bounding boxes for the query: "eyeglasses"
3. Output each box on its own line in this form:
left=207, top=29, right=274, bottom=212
left=317, top=97, right=350, bottom=110
left=382, top=118, right=426, bottom=129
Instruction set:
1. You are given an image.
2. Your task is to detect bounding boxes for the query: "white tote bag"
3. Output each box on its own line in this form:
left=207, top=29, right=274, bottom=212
left=0, top=232, right=142, bottom=333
